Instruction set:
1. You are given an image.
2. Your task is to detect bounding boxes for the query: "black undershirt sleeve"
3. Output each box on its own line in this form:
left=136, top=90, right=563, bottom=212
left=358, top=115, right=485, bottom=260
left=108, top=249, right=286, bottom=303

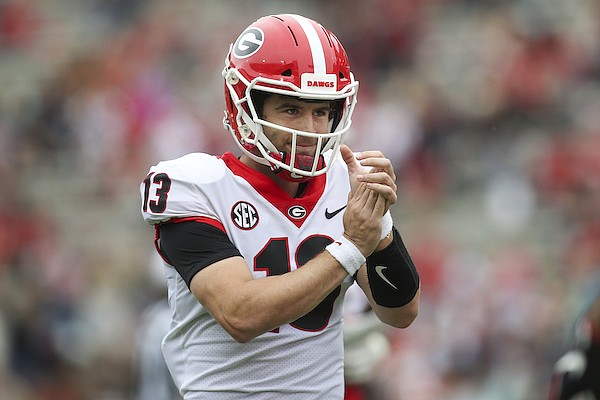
left=158, top=221, right=242, bottom=288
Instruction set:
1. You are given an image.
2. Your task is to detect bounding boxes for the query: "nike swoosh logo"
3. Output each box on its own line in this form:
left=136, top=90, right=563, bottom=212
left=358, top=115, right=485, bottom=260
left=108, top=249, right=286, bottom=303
left=325, top=205, right=347, bottom=219
left=375, top=265, right=398, bottom=290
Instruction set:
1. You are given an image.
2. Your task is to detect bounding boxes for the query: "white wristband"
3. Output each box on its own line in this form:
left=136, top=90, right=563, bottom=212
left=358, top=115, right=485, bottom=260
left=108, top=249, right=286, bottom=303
left=381, top=211, right=393, bottom=240
left=326, top=236, right=366, bottom=276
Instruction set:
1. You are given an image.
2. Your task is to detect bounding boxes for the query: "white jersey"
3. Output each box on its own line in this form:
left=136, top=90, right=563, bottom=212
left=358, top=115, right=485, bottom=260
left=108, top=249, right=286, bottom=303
left=141, top=151, right=354, bottom=399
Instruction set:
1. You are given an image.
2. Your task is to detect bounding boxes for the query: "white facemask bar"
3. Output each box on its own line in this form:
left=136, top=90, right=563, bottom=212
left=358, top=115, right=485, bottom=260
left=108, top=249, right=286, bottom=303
left=223, top=64, right=359, bottom=177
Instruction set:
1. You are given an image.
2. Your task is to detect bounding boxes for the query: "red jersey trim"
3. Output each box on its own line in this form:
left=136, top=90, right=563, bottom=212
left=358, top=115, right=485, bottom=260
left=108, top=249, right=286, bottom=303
left=220, top=152, right=327, bottom=228
left=166, top=216, right=227, bottom=233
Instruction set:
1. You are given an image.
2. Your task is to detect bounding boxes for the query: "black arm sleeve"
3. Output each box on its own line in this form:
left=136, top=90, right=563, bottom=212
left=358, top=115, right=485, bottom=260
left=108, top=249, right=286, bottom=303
left=158, top=221, right=242, bottom=288
left=366, top=227, right=420, bottom=307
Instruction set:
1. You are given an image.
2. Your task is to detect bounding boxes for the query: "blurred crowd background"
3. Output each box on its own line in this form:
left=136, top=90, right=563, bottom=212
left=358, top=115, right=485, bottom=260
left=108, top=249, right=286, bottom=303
left=1, top=0, right=599, bottom=399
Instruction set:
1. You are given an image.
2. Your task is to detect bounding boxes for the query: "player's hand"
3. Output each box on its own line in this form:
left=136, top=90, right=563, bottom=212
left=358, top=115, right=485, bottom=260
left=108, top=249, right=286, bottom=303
left=343, top=182, right=388, bottom=256
left=341, top=145, right=397, bottom=212
left=340, top=144, right=369, bottom=196
left=355, top=150, right=397, bottom=212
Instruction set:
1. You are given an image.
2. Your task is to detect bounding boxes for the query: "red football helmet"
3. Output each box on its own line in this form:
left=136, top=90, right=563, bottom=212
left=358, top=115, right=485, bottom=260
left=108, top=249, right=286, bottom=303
left=222, top=14, right=359, bottom=182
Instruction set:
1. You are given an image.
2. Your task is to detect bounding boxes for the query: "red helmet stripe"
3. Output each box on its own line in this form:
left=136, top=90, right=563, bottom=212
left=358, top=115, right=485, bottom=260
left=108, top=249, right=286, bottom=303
left=289, top=14, right=326, bottom=74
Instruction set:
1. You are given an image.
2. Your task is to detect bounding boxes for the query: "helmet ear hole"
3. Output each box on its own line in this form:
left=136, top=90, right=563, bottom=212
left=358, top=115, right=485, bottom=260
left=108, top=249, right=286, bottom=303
left=250, top=91, right=270, bottom=119
left=224, top=83, right=235, bottom=122
left=281, top=69, right=292, bottom=77
left=330, top=99, right=345, bottom=132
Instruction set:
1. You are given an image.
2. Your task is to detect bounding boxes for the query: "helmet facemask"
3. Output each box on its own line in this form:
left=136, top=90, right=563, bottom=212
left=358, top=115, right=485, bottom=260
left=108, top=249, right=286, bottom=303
left=223, top=65, right=358, bottom=182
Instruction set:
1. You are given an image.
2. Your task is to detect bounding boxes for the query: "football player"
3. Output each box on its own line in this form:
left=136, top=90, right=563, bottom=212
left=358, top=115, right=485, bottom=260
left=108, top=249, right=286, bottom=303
left=549, top=291, right=600, bottom=400
left=140, top=14, right=420, bottom=400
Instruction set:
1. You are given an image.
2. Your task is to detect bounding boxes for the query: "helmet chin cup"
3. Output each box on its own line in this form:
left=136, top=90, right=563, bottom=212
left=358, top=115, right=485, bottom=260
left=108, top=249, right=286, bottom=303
left=274, top=169, right=312, bottom=183
left=269, top=152, right=326, bottom=183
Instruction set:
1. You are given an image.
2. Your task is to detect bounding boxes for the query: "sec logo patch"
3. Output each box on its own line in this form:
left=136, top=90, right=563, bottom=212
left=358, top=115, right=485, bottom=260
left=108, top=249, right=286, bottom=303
left=231, top=201, right=259, bottom=230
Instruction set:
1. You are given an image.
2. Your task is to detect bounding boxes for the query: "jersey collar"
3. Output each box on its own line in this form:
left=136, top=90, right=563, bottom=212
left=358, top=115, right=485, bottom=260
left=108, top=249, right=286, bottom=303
left=221, top=152, right=326, bottom=227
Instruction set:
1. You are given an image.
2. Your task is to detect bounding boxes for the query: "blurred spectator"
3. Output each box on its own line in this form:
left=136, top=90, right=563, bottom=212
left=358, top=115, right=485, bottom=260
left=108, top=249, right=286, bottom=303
left=343, top=283, right=391, bottom=400
left=133, top=254, right=180, bottom=400
left=549, top=281, right=600, bottom=400
left=0, top=0, right=39, bottom=49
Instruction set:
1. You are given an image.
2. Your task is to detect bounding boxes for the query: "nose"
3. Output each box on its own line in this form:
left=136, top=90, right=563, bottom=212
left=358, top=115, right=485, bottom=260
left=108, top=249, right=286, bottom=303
left=297, top=110, right=328, bottom=135
left=297, top=112, right=317, bottom=133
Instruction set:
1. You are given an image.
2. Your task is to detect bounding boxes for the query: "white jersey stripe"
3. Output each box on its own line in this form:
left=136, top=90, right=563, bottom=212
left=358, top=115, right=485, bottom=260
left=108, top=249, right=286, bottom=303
left=290, top=14, right=326, bottom=74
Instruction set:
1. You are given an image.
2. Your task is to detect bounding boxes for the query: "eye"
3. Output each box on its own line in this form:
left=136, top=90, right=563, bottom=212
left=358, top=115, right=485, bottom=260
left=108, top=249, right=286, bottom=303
left=284, top=107, right=300, bottom=115
left=313, top=108, right=331, bottom=118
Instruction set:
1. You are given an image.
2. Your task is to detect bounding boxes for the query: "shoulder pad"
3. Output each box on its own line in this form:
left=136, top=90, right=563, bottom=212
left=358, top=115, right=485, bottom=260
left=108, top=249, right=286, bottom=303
left=140, top=153, right=226, bottom=224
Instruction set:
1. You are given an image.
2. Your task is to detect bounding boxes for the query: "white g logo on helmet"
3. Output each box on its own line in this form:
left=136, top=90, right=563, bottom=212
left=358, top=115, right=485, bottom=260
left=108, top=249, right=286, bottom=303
left=233, top=28, right=264, bottom=58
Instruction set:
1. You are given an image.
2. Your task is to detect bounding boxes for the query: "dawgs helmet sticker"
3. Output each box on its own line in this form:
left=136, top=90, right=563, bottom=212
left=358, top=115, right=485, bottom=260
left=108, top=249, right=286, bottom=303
left=233, top=28, right=264, bottom=58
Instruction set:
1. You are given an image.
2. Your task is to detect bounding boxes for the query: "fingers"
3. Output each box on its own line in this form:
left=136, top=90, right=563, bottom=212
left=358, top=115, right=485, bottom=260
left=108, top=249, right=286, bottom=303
left=357, top=171, right=396, bottom=189
left=356, top=150, right=385, bottom=161
left=373, top=193, right=387, bottom=218
left=364, top=189, right=387, bottom=219
left=354, top=151, right=397, bottom=209
left=356, top=151, right=396, bottom=182
left=342, top=144, right=371, bottom=196
left=343, top=183, right=386, bottom=255
left=340, top=144, right=360, bottom=175
left=357, top=174, right=397, bottom=199
left=349, top=182, right=387, bottom=219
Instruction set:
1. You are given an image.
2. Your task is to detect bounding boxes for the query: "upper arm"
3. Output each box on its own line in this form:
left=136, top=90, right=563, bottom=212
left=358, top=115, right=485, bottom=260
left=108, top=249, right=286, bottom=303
left=158, top=220, right=258, bottom=340
left=158, top=220, right=242, bottom=287
left=188, top=256, right=254, bottom=325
